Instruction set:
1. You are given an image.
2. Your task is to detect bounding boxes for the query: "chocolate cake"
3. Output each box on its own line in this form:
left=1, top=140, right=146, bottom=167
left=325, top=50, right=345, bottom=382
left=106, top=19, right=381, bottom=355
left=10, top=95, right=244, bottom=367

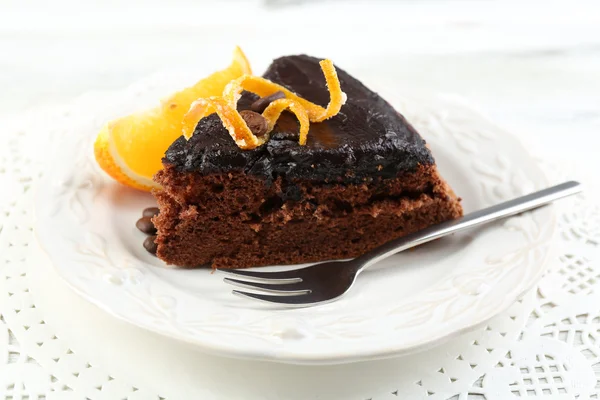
left=153, top=55, right=463, bottom=268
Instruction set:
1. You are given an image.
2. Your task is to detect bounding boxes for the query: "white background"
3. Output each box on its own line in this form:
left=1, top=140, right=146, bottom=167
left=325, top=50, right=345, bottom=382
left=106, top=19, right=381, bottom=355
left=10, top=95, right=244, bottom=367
left=1, top=0, right=599, bottom=163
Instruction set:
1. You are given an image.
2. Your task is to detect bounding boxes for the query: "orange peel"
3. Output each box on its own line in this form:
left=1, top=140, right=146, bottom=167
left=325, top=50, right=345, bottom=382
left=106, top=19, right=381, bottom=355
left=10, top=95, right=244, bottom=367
left=183, top=97, right=261, bottom=149
left=182, top=59, right=346, bottom=149
left=261, top=98, right=310, bottom=145
left=223, top=59, right=345, bottom=122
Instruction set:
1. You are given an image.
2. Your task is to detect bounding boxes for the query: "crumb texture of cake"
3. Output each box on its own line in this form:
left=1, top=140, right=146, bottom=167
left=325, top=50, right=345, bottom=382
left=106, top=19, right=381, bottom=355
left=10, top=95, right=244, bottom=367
left=153, top=54, right=463, bottom=269
left=154, top=164, right=462, bottom=268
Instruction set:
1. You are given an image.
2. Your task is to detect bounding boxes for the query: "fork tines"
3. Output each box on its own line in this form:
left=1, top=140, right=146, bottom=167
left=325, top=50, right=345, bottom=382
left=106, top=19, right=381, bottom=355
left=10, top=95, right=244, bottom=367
left=218, top=268, right=312, bottom=306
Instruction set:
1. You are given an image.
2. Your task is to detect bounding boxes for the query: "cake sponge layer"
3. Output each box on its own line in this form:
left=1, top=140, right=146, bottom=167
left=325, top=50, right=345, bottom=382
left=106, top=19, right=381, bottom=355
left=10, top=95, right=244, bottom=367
left=153, top=164, right=462, bottom=269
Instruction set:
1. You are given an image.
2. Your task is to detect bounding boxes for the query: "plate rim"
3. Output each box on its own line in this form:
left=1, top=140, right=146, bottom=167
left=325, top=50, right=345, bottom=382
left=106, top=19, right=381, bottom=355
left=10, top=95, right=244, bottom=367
left=33, top=80, right=554, bottom=365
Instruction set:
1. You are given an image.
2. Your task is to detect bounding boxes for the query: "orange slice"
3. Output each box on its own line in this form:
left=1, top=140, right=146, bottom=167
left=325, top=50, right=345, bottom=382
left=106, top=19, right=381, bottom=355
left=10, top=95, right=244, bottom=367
left=94, top=47, right=252, bottom=191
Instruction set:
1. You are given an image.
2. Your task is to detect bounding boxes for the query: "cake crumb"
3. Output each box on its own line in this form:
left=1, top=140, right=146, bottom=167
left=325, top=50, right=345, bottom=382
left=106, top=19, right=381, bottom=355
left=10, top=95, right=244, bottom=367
left=249, top=224, right=261, bottom=232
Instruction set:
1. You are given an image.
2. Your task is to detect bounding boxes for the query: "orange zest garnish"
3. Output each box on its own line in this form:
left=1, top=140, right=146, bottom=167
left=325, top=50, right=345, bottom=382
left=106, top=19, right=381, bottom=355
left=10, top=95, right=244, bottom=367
left=182, top=59, right=346, bottom=150
left=262, top=98, right=310, bottom=145
left=223, top=59, right=345, bottom=122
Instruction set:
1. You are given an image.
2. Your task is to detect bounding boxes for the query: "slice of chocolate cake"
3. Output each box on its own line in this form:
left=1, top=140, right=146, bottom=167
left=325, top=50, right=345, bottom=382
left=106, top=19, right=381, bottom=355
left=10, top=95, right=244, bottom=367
left=153, top=55, right=463, bottom=269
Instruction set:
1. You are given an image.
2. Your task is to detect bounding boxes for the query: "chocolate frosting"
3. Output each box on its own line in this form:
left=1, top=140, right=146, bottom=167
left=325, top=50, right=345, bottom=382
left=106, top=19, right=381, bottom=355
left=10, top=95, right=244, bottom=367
left=163, top=55, right=434, bottom=183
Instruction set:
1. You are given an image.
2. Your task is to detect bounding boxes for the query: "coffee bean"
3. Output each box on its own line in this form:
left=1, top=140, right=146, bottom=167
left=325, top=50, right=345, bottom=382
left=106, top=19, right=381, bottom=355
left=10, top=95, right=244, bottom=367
left=136, top=217, right=157, bottom=235
left=142, top=207, right=159, bottom=218
left=240, top=110, right=269, bottom=137
left=250, top=91, right=286, bottom=113
left=143, top=235, right=158, bottom=256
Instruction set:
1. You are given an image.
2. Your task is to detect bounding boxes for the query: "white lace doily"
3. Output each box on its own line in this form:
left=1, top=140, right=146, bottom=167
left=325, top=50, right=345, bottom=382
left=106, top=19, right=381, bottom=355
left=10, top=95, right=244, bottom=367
left=0, top=91, right=598, bottom=399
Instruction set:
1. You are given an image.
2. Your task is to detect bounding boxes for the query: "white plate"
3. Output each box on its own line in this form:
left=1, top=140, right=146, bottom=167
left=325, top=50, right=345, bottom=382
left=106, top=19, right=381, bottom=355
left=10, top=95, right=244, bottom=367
left=33, top=73, right=554, bottom=365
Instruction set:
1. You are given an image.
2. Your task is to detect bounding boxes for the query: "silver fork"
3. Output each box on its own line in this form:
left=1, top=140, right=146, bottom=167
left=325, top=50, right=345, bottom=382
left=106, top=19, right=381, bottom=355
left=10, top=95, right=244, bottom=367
left=218, top=181, right=581, bottom=308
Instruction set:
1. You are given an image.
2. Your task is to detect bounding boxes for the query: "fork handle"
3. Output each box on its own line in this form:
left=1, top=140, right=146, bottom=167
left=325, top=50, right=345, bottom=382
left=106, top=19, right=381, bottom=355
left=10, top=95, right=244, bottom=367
left=354, top=181, right=582, bottom=271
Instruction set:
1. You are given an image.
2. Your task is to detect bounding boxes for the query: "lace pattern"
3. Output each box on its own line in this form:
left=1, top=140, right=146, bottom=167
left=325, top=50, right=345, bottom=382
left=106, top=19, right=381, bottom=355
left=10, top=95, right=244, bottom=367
left=0, top=94, right=598, bottom=399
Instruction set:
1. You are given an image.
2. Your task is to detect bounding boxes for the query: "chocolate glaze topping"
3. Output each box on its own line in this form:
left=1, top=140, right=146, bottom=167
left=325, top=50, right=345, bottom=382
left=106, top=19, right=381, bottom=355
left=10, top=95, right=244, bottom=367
left=163, top=55, right=434, bottom=183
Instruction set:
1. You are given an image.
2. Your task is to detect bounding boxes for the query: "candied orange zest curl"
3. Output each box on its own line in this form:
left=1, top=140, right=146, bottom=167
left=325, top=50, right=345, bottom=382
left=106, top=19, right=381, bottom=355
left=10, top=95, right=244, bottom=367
left=183, top=59, right=345, bottom=150
left=262, top=98, right=310, bottom=145
left=183, top=97, right=263, bottom=149
left=223, top=59, right=345, bottom=123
